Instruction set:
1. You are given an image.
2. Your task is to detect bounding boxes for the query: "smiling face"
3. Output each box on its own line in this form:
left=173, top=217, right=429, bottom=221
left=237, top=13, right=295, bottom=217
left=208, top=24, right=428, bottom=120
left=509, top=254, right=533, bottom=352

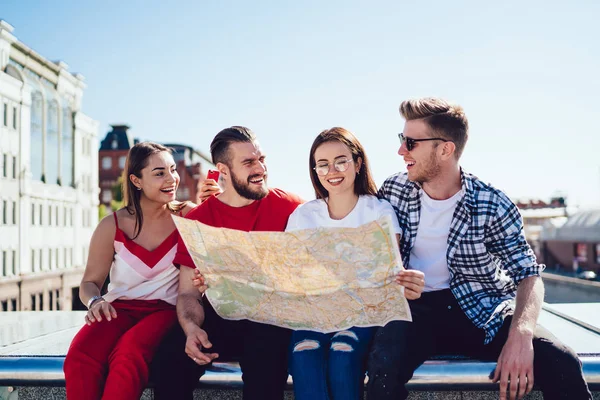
left=223, top=141, right=269, bottom=200
left=399, top=119, right=443, bottom=184
left=313, top=141, right=361, bottom=198
left=130, top=151, right=180, bottom=203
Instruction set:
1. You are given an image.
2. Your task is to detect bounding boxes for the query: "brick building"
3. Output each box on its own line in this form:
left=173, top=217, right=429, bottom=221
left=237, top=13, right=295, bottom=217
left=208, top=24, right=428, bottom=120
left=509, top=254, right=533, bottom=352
left=540, top=209, right=600, bottom=274
left=98, top=125, right=213, bottom=206
left=515, top=197, right=569, bottom=257
left=164, top=143, right=213, bottom=203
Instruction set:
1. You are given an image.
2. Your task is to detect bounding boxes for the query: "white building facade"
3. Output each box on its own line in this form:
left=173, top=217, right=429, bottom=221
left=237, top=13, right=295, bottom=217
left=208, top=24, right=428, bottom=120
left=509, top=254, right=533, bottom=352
left=0, top=20, right=99, bottom=311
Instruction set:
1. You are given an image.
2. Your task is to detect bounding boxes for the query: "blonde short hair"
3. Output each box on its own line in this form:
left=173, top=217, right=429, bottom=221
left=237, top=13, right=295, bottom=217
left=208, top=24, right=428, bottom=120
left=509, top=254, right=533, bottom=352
left=399, top=97, right=469, bottom=159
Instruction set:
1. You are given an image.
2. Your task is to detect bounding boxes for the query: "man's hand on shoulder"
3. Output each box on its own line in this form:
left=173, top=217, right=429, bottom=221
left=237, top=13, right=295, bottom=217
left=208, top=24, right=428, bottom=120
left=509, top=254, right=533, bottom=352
left=191, top=269, right=208, bottom=294
left=198, top=179, right=222, bottom=203
left=492, top=328, right=535, bottom=400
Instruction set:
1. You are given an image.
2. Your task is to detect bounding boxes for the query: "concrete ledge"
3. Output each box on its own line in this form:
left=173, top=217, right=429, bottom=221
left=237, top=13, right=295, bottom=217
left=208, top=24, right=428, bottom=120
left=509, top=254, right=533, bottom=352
left=2, top=307, right=600, bottom=396
left=543, top=272, right=600, bottom=289
left=1, top=355, right=599, bottom=391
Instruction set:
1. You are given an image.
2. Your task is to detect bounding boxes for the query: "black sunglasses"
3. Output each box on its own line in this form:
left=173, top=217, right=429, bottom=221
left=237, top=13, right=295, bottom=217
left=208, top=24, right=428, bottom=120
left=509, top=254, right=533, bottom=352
left=398, top=133, right=450, bottom=151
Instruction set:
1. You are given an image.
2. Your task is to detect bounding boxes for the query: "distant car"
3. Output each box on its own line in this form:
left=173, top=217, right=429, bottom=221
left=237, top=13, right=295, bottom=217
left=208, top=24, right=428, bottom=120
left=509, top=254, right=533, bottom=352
left=576, top=270, right=598, bottom=281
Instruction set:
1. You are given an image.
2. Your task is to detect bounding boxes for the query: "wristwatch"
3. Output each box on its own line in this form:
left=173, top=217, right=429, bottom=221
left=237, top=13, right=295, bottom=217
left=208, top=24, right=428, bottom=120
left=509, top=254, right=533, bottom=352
left=87, top=295, right=105, bottom=309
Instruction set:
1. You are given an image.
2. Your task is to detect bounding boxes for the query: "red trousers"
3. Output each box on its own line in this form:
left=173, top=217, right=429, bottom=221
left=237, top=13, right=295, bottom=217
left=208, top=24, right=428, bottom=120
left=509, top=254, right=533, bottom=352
left=64, top=299, right=177, bottom=400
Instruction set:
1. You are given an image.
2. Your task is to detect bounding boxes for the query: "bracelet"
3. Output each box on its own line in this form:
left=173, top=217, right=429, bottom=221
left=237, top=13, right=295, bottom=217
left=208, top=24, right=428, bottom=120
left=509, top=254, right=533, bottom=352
left=86, top=295, right=105, bottom=309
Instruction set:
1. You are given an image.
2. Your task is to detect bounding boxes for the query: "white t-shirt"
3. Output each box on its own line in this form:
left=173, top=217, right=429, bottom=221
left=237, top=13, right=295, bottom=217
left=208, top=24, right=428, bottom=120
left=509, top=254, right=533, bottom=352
left=286, top=195, right=402, bottom=234
left=410, top=189, right=463, bottom=292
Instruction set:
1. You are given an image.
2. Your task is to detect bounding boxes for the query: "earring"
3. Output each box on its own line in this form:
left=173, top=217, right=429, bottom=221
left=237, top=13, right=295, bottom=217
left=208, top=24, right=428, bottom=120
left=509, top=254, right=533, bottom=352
left=136, top=187, right=142, bottom=191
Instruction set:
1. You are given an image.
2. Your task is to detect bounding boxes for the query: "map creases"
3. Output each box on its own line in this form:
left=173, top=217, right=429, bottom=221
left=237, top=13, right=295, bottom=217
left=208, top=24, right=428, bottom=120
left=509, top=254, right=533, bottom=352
left=174, top=215, right=412, bottom=333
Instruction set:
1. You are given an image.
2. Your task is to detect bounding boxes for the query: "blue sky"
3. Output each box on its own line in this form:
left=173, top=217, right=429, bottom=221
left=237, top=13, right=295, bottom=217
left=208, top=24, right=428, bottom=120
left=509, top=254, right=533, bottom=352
left=2, top=0, right=599, bottom=207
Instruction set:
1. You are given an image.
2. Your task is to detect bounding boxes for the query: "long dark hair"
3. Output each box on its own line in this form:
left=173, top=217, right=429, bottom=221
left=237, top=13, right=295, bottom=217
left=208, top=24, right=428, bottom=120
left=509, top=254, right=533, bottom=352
left=122, top=142, right=187, bottom=238
left=309, top=127, right=378, bottom=200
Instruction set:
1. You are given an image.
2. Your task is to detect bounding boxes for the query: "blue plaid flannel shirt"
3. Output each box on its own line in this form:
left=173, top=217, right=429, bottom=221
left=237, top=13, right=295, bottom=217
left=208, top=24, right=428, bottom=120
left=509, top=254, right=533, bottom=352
left=379, top=169, right=544, bottom=344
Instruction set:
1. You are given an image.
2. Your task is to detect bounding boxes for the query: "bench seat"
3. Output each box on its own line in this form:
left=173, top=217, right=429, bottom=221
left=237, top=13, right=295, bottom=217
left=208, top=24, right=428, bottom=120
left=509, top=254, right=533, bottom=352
left=1, top=355, right=599, bottom=391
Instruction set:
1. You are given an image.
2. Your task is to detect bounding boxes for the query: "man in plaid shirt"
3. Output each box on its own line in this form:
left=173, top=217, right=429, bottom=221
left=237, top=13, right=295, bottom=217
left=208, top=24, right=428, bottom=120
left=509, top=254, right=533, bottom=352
left=366, top=98, right=591, bottom=400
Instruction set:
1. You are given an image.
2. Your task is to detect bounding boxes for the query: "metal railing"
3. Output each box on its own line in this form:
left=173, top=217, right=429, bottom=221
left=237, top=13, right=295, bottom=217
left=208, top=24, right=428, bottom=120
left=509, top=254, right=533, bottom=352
left=1, top=355, right=599, bottom=390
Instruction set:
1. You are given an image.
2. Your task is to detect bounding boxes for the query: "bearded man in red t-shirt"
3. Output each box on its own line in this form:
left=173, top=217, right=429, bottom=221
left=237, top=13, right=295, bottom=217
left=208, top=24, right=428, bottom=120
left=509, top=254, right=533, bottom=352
left=152, top=126, right=302, bottom=400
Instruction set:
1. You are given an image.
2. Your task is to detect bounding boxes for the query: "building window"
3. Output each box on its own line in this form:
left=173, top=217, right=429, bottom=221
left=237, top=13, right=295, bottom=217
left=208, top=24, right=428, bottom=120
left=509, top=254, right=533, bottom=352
left=46, top=100, right=60, bottom=185
left=575, top=243, right=588, bottom=262
left=1, top=300, right=7, bottom=311
left=12, top=106, right=17, bottom=129
left=12, top=155, right=16, bottom=179
left=2, top=200, right=6, bottom=224
left=111, top=139, right=118, bottom=149
left=10, top=298, right=16, bottom=311
left=102, top=156, right=112, bottom=170
left=12, top=201, right=16, bottom=224
left=83, top=137, right=90, bottom=156
left=181, top=187, right=190, bottom=200
left=2, top=154, right=6, bottom=177
left=31, top=294, right=37, bottom=311
left=3, top=103, right=7, bottom=126
left=49, top=205, right=53, bottom=226
left=49, top=248, right=53, bottom=269
left=61, top=107, right=73, bottom=187
left=119, top=156, right=126, bottom=169
left=31, top=249, right=36, bottom=272
left=55, top=205, right=58, bottom=226
left=55, top=247, right=59, bottom=268
left=39, top=249, right=43, bottom=270
left=31, top=203, right=35, bottom=225
left=39, top=204, right=43, bottom=225
left=102, top=189, right=112, bottom=203
left=30, top=92, right=44, bottom=181
left=2, top=251, right=6, bottom=276
left=55, top=290, right=61, bottom=310
left=11, top=250, right=16, bottom=275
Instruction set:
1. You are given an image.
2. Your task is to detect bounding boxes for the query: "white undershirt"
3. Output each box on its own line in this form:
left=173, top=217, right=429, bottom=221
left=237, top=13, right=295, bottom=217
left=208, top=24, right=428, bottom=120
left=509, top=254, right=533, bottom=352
left=410, top=189, right=463, bottom=292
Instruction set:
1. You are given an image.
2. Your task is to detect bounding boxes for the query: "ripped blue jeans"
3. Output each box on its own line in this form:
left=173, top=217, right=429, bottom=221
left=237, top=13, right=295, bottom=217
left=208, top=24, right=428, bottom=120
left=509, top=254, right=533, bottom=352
left=289, top=327, right=375, bottom=400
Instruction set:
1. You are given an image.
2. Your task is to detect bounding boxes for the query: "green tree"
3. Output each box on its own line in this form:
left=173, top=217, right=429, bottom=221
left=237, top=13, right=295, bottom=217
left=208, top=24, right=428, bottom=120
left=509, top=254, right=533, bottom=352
left=110, top=176, right=125, bottom=211
left=98, top=204, right=109, bottom=220
left=112, top=176, right=124, bottom=202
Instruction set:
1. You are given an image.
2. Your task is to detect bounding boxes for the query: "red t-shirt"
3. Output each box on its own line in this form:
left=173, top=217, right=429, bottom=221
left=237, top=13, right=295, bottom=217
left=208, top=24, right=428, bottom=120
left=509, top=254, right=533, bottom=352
left=175, top=188, right=303, bottom=268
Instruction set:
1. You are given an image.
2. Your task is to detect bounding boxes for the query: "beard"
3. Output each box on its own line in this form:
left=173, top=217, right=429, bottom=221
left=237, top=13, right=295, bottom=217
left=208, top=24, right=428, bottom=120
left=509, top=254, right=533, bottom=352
left=413, top=151, right=441, bottom=184
left=230, top=170, right=269, bottom=201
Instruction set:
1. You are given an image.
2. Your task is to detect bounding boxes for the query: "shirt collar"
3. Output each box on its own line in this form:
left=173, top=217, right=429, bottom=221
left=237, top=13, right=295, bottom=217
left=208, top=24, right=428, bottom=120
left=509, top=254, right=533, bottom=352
left=407, top=167, right=475, bottom=209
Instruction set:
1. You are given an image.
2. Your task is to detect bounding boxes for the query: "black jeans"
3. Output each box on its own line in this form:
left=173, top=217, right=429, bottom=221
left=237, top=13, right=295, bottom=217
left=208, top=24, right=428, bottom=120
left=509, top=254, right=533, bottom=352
left=366, top=289, right=592, bottom=400
left=151, top=300, right=291, bottom=400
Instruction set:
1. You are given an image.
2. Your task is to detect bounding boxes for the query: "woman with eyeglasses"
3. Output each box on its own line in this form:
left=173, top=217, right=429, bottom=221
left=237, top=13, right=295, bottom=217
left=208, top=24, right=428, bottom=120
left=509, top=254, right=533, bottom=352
left=285, top=127, right=425, bottom=400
